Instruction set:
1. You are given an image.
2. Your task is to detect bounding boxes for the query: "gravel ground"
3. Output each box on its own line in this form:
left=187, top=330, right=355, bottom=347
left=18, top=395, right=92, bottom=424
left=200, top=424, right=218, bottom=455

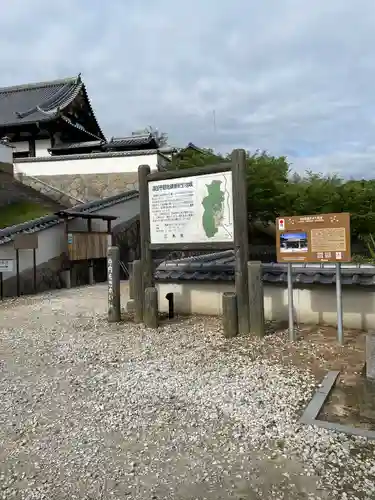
left=0, top=285, right=375, bottom=500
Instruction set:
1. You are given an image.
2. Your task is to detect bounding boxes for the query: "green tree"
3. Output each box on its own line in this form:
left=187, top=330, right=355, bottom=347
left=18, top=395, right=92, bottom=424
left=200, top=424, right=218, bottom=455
left=242, top=151, right=289, bottom=224
left=169, top=142, right=375, bottom=245
left=173, top=146, right=222, bottom=170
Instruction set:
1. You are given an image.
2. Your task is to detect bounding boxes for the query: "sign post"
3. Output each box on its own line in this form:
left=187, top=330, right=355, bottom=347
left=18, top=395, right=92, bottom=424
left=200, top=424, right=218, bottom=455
left=0, top=259, right=14, bottom=300
left=138, top=150, right=249, bottom=333
left=107, top=246, right=121, bottom=323
left=276, top=213, right=351, bottom=344
left=336, top=263, right=343, bottom=344
left=287, top=262, right=295, bottom=341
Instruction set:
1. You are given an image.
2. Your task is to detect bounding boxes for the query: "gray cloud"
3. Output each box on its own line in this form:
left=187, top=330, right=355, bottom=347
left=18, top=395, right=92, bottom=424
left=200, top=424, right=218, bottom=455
left=1, top=0, right=375, bottom=177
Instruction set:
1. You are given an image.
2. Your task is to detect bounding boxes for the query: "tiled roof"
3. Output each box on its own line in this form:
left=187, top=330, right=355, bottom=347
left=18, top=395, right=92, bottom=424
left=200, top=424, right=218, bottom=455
left=0, top=74, right=105, bottom=140
left=106, top=134, right=159, bottom=150
left=154, top=250, right=375, bottom=287
left=50, top=140, right=104, bottom=149
left=13, top=147, right=175, bottom=163
left=49, top=140, right=105, bottom=153
left=0, top=76, right=81, bottom=126
left=0, top=190, right=139, bottom=246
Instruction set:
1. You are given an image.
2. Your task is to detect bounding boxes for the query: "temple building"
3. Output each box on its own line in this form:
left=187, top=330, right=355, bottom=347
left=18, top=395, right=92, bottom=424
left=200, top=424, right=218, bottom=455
left=0, top=74, right=174, bottom=200
left=0, top=73, right=168, bottom=158
left=0, top=74, right=106, bottom=158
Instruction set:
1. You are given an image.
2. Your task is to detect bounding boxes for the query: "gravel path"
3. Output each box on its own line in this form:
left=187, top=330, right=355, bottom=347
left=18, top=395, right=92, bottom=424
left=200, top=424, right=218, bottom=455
left=0, top=285, right=374, bottom=500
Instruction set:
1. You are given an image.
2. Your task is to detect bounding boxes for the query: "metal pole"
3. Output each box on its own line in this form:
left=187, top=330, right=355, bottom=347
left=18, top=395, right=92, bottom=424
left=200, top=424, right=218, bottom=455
left=287, top=263, right=295, bottom=341
left=336, top=263, right=344, bottom=345
left=0, top=272, right=3, bottom=300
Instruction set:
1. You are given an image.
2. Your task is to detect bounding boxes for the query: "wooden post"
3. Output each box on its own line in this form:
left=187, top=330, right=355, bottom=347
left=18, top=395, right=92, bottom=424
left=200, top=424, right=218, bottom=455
left=107, top=246, right=121, bottom=323
left=16, top=249, right=20, bottom=297
left=144, top=287, right=159, bottom=328
left=138, top=164, right=153, bottom=317
left=63, top=269, right=71, bottom=289
left=129, top=261, right=134, bottom=299
left=248, top=261, right=265, bottom=337
left=133, top=260, right=143, bottom=323
left=88, top=260, right=95, bottom=285
left=33, top=248, right=37, bottom=293
left=231, top=149, right=250, bottom=335
left=222, top=292, right=238, bottom=338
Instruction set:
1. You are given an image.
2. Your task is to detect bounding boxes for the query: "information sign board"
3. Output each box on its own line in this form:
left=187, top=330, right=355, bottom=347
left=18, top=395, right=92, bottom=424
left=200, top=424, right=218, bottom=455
left=148, top=171, right=234, bottom=245
left=276, top=213, right=351, bottom=263
left=0, top=259, right=14, bottom=272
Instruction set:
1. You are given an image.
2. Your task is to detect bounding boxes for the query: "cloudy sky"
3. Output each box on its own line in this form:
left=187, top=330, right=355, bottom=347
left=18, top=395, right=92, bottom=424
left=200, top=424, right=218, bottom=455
left=1, top=0, right=374, bottom=176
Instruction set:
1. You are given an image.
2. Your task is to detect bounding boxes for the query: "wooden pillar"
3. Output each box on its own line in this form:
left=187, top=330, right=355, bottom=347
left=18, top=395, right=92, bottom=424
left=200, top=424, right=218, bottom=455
left=144, top=287, right=158, bottom=328
left=231, top=149, right=250, bottom=335
left=107, top=246, right=121, bottom=323
left=133, top=260, right=143, bottom=323
left=138, top=164, right=153, bottom=319
left=248, top=261, right=265, bottom=337
left=222, top=292, right=238, bottom=338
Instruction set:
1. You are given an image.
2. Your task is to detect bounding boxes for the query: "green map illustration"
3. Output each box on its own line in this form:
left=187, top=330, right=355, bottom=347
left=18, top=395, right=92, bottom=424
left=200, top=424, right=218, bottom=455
left=202, top=180, right=225, bottom=238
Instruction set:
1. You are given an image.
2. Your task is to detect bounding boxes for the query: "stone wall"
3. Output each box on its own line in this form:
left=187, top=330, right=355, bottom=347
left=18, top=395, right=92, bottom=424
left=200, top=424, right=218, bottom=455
left=20, top=172, right=139, bottom=203
left=0, top=169, right=62, bottom=210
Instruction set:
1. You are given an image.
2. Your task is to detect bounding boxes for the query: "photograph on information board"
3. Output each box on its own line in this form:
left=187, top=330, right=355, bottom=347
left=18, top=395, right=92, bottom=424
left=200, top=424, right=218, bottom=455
left=279, top=232, right=308, bottom=253
left=276, top=212, right=351, bottom=263
left=148, top=171, right=234, bottom=245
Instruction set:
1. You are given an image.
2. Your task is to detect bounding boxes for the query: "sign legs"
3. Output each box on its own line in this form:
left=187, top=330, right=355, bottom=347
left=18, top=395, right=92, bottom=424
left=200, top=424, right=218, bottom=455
left=336, top=263, right=344, bottom=345
left=287, top=263, right=296, bottom=341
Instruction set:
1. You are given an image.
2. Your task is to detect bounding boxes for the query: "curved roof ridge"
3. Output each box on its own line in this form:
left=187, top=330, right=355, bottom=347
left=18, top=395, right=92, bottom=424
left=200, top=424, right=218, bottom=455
left=80, top=82, right=106, bottom=141
left=0, top=75, right=80, bottom=94
left=39, top=80, right=82, bottom=112
left=14, top=80, right=82, bottom=119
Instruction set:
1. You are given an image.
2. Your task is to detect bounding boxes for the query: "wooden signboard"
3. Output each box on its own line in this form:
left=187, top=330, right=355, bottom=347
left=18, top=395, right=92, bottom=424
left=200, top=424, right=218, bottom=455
left=14, top=233, right=38, bottom=250
left=276, top=213, right=351, bottom=263
left=68, top=233, right=109, bottom=261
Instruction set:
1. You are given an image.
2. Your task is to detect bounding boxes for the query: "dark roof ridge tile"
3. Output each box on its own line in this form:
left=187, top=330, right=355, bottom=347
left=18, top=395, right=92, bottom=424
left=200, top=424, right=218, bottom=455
left=0, top=76, right=79, bottom=94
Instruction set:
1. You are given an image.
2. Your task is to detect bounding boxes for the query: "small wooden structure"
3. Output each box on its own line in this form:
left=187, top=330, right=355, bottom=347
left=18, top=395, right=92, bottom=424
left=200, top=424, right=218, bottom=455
left=56, top=209, right=118, bottom=285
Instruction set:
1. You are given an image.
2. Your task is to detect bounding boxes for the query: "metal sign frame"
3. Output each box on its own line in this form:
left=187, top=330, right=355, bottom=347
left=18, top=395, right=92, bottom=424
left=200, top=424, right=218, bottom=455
left=276, top=212, right=351, bottom=345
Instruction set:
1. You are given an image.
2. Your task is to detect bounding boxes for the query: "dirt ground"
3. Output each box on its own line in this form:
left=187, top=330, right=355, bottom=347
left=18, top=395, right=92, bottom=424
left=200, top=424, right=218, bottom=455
left=227, top=322, right=371, bottom=429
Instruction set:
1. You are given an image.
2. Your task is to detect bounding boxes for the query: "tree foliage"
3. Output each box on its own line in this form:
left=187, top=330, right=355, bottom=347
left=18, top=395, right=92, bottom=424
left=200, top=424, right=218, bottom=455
left=172, top=145, right=375, bottom=239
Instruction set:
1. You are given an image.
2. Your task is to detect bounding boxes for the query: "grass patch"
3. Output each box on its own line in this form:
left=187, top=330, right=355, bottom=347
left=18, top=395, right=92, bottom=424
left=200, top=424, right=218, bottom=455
left=0, top=202, right=52, bottom=229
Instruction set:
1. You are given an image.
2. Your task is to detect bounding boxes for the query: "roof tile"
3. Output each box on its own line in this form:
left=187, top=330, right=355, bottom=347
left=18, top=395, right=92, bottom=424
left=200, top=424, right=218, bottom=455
left=0, top=190, right=139, bottom=245
left=154, top=250, right=375, bottom=287
left=0, top=76, right=81, bottom=126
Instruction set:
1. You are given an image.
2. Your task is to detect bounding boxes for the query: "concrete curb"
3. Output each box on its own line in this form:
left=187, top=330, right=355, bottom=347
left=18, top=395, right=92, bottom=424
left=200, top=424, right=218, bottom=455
left=300, top=370, right=375, bottom=440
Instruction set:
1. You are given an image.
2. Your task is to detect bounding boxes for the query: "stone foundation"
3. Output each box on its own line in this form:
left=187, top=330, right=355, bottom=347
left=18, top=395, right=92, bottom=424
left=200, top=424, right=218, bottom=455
left=20, top=172, right=139, bottom=203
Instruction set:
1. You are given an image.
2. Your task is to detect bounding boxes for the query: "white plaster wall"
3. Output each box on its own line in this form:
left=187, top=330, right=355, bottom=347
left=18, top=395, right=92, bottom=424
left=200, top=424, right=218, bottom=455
left=156, top=282, right=375, bottom=330
left=0, top=143, right=13, bottom=163
left=12, top=141, right=29, bottom=153
left=0, top=223, right=66, bottom=281
left=15, top=153, right=159, bottom=176
left=35, top=139, right=51, bottom=157
left=67, top=197, right=140, bottom=232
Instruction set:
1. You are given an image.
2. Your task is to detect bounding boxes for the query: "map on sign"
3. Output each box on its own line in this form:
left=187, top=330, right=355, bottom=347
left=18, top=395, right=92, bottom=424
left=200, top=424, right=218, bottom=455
left=149, top=171, right=234, bottom=245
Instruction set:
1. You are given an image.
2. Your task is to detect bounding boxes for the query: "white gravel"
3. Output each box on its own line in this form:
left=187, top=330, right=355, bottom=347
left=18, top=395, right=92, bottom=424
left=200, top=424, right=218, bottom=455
left=0, top=284, right=374, bottom=500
